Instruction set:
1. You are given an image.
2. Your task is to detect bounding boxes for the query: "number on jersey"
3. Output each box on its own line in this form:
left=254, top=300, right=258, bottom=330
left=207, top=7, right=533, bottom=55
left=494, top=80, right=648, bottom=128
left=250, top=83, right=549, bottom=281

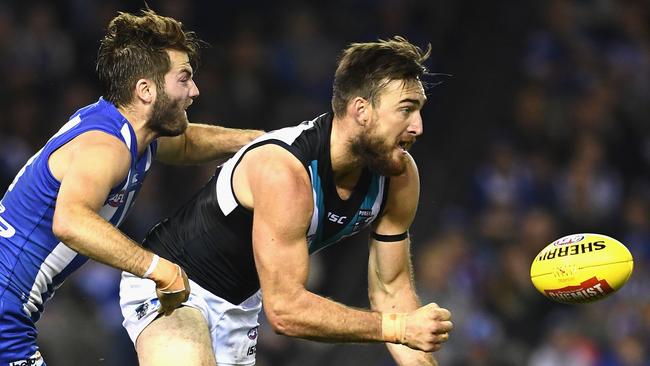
left=0, top=202, right=16, bottom=238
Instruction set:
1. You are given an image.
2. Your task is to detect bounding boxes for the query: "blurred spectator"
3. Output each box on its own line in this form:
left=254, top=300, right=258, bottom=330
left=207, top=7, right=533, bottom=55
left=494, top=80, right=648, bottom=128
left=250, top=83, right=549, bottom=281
left=471, top=136, right=536, bottom=214
left=528, top=312, right=601, bottom=366
left=555, top=133, right=623, bottom=232
left=9, top=3, right=75, bottom=93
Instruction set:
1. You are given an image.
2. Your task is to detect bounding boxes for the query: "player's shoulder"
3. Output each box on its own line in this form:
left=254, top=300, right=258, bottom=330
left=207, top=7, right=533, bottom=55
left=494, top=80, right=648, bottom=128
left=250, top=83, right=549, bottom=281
left=387, top=152, right=420, bottom=187
left=71, top=130, right=130, bottom=152
left=376, top=153, right=420, bottom=224
left=67, top=98, right=134, bottom=154
left=243, top=144, right=305, bottom=178
left=62, top=131, right=132, bottom=168
left=48, top=129, right=132, bottom=184
left=235, top=141, right=313, bottom=211
left=403, top=151, right=418, bottom=171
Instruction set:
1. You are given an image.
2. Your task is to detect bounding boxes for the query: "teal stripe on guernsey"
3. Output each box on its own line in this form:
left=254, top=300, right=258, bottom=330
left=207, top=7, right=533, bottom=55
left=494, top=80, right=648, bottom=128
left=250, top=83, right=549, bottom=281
left=328, top=173, right=380, bottom=247
left=307, top=160, right=326, bottom=253
left=308, top=169, right=383, bottom=255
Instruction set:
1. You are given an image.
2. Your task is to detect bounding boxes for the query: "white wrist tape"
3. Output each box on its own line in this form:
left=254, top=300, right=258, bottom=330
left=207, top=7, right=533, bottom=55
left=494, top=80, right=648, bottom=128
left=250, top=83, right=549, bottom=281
left=143, top=254, right=160, bottom=279
left=382, top=313, right=407, bottom=344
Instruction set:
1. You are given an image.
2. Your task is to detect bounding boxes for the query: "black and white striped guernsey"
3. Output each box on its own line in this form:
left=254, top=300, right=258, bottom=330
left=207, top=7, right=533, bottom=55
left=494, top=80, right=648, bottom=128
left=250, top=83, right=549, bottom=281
left=143, top=113, right=390, bottom=305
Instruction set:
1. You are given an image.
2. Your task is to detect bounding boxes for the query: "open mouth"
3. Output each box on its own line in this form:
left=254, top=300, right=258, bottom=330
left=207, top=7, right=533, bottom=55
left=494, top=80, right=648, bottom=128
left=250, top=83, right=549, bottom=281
left=398, top=140, right=414, bottom=152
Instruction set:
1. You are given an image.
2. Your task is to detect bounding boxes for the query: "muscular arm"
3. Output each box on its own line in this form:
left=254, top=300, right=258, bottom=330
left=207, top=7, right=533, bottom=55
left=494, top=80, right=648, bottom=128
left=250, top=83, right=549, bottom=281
left=156, top=123, right=263, bottom=165
left=50, top=132, right=155, bottom=276
left=368, top=154, right=448, bottom=365
left=242, top=146, right=385, bottom=343
left=48, top=132, right=190, bottom=314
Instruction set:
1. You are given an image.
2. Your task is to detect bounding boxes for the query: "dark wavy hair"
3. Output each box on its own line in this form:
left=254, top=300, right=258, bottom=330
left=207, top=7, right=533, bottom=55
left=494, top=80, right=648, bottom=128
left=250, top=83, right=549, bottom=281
left=331, top=36, right=431, bottom=118
left=96, top=9, right=203, bottom=107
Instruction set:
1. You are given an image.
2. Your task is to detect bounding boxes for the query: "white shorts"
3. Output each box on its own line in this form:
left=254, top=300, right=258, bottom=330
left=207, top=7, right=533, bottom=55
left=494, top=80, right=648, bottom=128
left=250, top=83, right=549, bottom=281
left=119, top=272, right=262, bottom=366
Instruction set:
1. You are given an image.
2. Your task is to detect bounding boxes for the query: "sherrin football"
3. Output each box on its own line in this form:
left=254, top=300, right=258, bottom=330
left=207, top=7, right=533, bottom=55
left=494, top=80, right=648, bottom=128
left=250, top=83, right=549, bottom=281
left=530, top=233, right=633, bottom=304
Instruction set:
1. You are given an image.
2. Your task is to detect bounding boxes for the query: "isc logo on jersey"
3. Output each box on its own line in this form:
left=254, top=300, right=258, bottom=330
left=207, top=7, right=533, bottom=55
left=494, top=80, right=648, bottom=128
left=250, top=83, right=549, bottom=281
left=530, top=233, right=634, bottom=304
left=327, top=212, right=346, bottom=224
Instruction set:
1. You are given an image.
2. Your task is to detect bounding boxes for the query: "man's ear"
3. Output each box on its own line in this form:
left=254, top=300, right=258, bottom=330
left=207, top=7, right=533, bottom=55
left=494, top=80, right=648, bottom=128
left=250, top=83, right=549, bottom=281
left=135, top=78, right=155, bottom=104
left=349, top=97, right=370, bottom=126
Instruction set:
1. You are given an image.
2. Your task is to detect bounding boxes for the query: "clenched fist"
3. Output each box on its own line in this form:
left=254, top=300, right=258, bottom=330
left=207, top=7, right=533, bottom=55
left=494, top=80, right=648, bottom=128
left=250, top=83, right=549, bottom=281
left=403, top=303, right=453, bottom=352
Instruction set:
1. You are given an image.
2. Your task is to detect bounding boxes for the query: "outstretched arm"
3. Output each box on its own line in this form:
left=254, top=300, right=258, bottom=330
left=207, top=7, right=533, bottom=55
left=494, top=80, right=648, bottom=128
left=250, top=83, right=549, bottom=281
left=156, top=123, right=263, bottom=164
left=368, top=154, right=452, bottom=366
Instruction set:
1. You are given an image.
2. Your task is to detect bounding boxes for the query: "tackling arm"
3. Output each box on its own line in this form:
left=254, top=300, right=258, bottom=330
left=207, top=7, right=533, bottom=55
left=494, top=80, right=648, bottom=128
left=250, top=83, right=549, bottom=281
left=368, top=154, right=452, bottom=366
left=50, top=131, right=188, bottom=314
left=156, top=123, right=263, bottom=165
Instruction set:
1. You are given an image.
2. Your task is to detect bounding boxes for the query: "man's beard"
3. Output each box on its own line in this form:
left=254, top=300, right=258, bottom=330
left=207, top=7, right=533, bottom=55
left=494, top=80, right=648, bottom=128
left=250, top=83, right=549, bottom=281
left=148, top=89, right=189, bottom=137
left=349, top=131, right=407, bottom=176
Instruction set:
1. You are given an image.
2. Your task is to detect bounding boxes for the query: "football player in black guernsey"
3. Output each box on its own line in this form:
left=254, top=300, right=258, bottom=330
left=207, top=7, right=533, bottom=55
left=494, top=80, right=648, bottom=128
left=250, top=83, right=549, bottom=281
left=120, top=36, right=453, bottom=366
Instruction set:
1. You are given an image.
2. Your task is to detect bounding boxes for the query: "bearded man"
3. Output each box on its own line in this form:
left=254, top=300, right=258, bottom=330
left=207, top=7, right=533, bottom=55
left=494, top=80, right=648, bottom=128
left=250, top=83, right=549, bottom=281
left=120, top=36, right=453, bottom=366
left=0, top=9, right=261, bottom=366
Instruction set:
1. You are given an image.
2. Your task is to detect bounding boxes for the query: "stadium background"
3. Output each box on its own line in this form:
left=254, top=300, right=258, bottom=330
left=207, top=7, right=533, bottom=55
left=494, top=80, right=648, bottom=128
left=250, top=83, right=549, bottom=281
left=0, top=0, right=648, bottom=365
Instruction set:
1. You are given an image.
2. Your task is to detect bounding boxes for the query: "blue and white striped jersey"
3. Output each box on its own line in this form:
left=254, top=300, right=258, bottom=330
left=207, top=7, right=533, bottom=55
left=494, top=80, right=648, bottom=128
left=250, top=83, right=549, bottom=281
left=0, top=97, right=156, bottom=321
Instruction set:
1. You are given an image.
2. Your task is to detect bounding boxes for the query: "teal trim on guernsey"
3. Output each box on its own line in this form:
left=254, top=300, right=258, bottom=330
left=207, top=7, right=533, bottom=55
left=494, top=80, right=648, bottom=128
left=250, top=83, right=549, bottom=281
left=308, top=169, right=383, bottom=255
left=308, top=160, right=326, bottom=253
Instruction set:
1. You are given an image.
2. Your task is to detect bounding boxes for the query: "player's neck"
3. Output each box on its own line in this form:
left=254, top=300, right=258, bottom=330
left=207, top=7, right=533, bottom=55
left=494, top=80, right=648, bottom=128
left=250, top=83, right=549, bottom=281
left=117, top=106, right=158, bottom=157
left=330, top=116, right=364, bottom=190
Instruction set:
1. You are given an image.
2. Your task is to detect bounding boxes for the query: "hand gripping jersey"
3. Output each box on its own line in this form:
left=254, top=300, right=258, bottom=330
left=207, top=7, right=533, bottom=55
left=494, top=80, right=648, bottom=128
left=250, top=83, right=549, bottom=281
left=143, top=113, right=389, bottom=305
left=0, top=98, right=156, bottom=321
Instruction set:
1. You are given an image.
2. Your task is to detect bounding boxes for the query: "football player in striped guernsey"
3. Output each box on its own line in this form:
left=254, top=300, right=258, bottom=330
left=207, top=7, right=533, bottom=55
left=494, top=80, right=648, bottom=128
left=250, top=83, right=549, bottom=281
left=121, top=37, right=452, bottom=366
left=0, top=8, right=261, bottom=366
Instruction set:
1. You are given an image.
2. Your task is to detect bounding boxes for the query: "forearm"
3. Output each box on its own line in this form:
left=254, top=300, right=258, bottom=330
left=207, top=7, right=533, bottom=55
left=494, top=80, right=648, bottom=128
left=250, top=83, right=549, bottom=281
left=387, top=345, right=437, bottom=366
left=372, top=284, right=436, bottom=365
left=179, top=124, right=263, bottom=164
left=53, top=205, right=153, bottom=277
left=267, top=289, right=385, bottom=343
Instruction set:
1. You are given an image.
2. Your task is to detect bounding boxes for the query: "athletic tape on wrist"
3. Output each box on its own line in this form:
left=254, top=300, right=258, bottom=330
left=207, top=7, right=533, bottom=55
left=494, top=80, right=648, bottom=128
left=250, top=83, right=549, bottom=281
left=158, top=265, right=182, bottom=292
left=382, top=313, right=407, bottom=344
left=143, top=254, right=160, bottom=279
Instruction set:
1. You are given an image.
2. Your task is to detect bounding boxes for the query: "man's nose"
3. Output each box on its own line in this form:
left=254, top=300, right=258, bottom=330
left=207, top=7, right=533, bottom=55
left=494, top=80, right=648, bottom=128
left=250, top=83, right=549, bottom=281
left=409, top=112, right=423, bottom=136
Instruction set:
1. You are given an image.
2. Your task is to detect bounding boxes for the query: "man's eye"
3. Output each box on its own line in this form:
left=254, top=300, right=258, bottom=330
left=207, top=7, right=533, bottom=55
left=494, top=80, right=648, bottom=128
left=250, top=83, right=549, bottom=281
left=179, top=73, right=192, bottom=82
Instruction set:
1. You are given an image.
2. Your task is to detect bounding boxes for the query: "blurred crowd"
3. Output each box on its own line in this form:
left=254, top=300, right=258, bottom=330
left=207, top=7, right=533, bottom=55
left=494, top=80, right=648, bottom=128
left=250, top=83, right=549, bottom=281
left=0, top=0, right=648, bottom=365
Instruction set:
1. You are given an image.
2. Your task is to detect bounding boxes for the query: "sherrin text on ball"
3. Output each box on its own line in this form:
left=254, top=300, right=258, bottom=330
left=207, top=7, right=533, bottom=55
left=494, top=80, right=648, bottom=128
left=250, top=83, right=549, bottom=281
left=530, top=233, right=633, bottom=304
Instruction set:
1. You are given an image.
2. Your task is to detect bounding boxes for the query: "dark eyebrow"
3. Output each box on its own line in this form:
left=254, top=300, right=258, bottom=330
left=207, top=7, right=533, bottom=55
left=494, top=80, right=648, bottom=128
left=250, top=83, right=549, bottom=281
left=399, top=98, right=426, bottom=106
left=178, top=67, right=193, bottom=77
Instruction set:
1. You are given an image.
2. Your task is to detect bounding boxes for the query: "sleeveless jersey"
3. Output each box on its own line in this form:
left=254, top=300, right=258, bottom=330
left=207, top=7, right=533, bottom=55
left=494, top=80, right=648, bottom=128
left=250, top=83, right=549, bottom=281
left=0, top=97, right=156, bottom=321
left=143, top=113, right=389, bottom=305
